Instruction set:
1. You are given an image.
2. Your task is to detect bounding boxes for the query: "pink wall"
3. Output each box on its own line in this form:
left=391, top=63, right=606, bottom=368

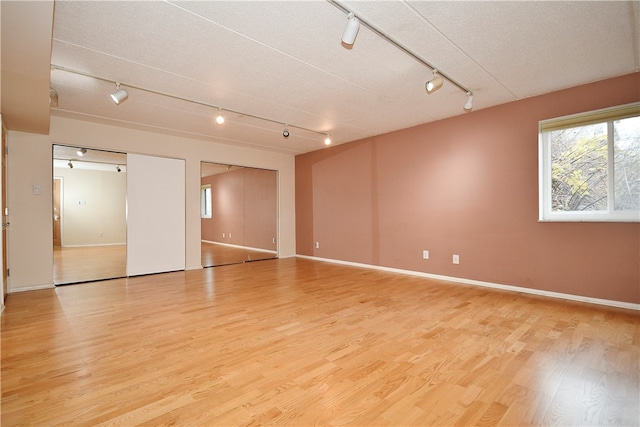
left=296, top=73, right=640, bottom=304
left=201, top=168, right=277, bottom=251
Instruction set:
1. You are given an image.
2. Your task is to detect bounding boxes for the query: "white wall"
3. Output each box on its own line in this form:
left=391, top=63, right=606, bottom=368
left=7, top=115, right=296, bottom=292
left=54, top=167, right=127, bottom=246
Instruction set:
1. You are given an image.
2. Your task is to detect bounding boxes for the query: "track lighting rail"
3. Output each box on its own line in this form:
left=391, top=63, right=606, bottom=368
left=50, top=64, right=331, bottom=142
left=327, top=0, right=473, bottom=97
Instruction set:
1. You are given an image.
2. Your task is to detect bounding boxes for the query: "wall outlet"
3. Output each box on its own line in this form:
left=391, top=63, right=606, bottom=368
left=453, top=254, right=460, bottom=264
left=315, top=241, right=320, bottom=249
left=422, top=250, right=429, bottom=259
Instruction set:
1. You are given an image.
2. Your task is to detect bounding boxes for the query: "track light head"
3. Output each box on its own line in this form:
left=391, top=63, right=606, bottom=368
left=110, top=83, right=128, bottom=105
left=464, top=92, right=474, bottom=111
left=324, top=136, right=332, bottom=146
left=426, top=71, right=443, bottom=94
left=283, top=126, right=290, bottom=138
left=116, top=165, right=122, bottom=172
left=68, top=161, right=73, bottom=169
left=215, top=109, right=225, bottom=125
left=342, top=13, right=360, bottom=46
left=76, top=148, right=87, bottom=157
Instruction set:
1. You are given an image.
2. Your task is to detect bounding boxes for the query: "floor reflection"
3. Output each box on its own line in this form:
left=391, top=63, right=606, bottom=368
left=201, top=241, right=276, bottom=267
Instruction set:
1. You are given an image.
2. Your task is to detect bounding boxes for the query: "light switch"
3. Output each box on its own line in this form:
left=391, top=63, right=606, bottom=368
left=33, top=185, right=41, bottom=195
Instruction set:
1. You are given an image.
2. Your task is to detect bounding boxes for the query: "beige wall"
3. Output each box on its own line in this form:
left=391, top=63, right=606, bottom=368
left=7, top=115, right=295, bottom=291
left=54, top=167, right=126, bottom=246
left=296, top=73, right=640, bottom=305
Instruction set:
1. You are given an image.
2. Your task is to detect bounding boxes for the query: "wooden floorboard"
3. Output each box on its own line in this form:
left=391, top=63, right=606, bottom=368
left=2, top=258, right=638, bottom=426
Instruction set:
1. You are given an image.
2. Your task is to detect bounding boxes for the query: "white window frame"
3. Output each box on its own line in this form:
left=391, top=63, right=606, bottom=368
left=200, top=184, right=212, bottom=219
left=539, top=102, right=640, bottom=222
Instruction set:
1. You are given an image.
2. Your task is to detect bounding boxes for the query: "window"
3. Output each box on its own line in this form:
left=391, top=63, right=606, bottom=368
left=539, top=102, right=640, bottom=222
left=200, top=184, right=212, bottom=219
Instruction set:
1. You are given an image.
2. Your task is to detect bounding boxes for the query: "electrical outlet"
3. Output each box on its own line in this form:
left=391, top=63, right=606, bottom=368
left=453, top=254, right=460, bottom=264
left=422, top=250, right=429, bottom=259
left=315, top=241, right=320, bottom=249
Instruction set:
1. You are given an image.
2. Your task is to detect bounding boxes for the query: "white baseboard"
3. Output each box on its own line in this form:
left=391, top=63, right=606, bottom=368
left=9, top=284, right=56, bottom=294
left=61, top=243, right=126, bottom=248
left=201, top=240, right=277, bottom=254
left=296, top=255, right=640, bottom=311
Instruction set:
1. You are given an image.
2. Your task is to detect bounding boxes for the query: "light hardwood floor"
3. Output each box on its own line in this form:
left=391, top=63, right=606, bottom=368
left=54, top=245, right=127, bottom=285
left=54, top=243, right=275, bottom=285
left=2, top=258, right=638, bottom=426
left=201, top=241, right=276, bottom=267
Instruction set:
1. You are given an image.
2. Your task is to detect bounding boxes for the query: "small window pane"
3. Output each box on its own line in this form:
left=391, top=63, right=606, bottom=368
left=613, top=116, right=640, bottom=211
left=550, top=123, right=608, bottom=212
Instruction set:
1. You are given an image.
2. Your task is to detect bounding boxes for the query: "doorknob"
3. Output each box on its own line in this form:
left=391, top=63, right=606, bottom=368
left=2, top=223, right=9, bottom=227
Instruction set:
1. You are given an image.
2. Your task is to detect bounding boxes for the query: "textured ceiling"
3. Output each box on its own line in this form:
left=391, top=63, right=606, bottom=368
left=6, top=1, right=640, bottom=155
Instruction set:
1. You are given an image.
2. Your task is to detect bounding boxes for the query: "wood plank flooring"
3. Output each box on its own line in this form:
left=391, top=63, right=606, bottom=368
left=2, top=258, right=639, bottom=426
left=201, top=241, right=276, bottom=267
left=54, top=245, right=126, bottom=285
left=54, top=243, right=276, bottom=285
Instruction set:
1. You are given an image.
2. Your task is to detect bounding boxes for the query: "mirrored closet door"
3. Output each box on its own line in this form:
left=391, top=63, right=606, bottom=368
left=200, top=162, right=277, bottom=267
left=53, top=145, right=127, bottom=284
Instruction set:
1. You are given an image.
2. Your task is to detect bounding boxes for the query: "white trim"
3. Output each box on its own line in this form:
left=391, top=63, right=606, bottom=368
left=61, top=243, right=126, bottom=248
left=9, top=284, right=55, bottom=293
left=296, top=255, right=640, bottom=311
left=201, top=240, right=277, bottom=254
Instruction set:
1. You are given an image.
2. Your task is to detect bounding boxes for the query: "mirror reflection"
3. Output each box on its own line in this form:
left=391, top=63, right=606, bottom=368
left=201, top=162, right=277, bottom=267
left=53, top=145, right=127, bottom=284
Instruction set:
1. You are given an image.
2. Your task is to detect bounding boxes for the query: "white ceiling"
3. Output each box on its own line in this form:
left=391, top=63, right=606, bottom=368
left=4, top=1, right=640, bottom=155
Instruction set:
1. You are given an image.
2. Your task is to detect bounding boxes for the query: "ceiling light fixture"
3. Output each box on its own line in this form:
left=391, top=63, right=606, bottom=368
left=324, top=136, right=332, bottom=146
left=76, top=148, right=87, bottom=157
left=283, top=126, right=290, bottom=138
left=426, top=70, right=444, bottom=94
left=464, top=92, right=474, bottom=111
left=51, top=65, right=332, bottom=147
left=215, top=109, right=225, bottom=125
left=341, top=12, right=360, bottom=46
left=116, top=165, right=122, bottom=172
left=328, top=0, right=473, bottom=101
left=49, top=87, right=58, bottom=108
left=68, top=160, right=73, bottom=169
left=110, top=83, right=128, bottom=105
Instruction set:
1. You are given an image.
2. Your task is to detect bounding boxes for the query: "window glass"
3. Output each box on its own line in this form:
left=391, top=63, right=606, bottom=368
left=539, top=103, right=639, bottom=222
left=201, top=185, right=212, bottom=219
left=613, top=116, right=640, bottom=211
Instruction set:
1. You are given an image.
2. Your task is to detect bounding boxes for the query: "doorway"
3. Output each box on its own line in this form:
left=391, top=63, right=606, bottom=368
left=52, top=145, right=127, bottom=284
left=200, top=162, right=277, bottom=267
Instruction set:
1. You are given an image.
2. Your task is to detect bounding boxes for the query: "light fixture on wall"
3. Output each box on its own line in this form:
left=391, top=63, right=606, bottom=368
left=426, top=70, right=444, bottom=94
left=49, top=87, right=59, bottom=108
left=110, top=83, right=128, bottom=105
left=215, top=108, right=225, bottom=125
left=76, top=148, right=87, bottom=157
left=341, top=12, right=360, bottom=46
left=68, top=160, right=73, bottom=169
left=464, top=92, right=474, bottom=111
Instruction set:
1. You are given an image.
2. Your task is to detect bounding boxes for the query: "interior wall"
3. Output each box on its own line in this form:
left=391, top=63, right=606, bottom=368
left=296, top=72, right=640, bottom=304
left=7, top=115, right=295, bottom=292
left=53, top=167, right=126, bottom=246
left=201, top=168, right=277, bottom=251
left=202, top=169, right=245, bottom=246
